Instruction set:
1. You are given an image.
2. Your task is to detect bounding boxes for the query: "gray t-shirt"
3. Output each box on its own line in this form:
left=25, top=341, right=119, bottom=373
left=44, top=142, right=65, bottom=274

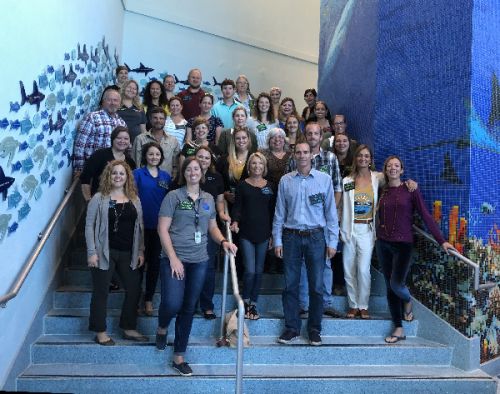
left=159, top=187, right=216, bottom=263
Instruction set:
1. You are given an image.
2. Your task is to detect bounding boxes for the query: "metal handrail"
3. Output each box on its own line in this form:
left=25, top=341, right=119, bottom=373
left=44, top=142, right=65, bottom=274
left=218, top=214, right=245, bottom=394
left=0, top=177, right=80, bottom=308
left=412, top=224, right=496, bottom=291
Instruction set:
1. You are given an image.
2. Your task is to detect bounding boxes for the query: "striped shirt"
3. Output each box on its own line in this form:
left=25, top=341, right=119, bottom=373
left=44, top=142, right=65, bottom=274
left=272, top=169, right=339, bottom=249
left=73, top=110, right=126, bottom=171
left=247, top=117, right=279, bottom=149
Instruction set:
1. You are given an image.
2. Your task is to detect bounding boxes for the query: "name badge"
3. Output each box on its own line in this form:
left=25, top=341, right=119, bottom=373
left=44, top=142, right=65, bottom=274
left=175, top=124, right=186, bottom=130
left=157, top=180, right=169, bottom=190
left=194, top=231, right=202, bottom=244
left=308, top=193, right=324, bottom=205
left=261, top=187, right=273, bottom=195
left=178, top=200, right=194, bottom=210
left=318, top=164, right=330, bottom=174
left=344, top=182, right=355, bottom=192
left=256, top=123, right=267, bottom=132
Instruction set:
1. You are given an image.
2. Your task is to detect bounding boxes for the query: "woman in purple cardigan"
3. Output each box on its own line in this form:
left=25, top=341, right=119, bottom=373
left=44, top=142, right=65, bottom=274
left=376, top=156, right=454, bottom=344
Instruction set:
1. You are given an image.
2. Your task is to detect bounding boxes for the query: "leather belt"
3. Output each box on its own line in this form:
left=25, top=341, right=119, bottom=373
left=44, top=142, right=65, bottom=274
left=354, top=219, right=373, bottom=224
left=283, top=227, right=323, bottom=236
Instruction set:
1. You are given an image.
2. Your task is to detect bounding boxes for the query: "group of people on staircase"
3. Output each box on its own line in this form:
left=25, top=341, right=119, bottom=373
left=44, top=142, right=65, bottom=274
left=78, top=67, right=454, bottom=376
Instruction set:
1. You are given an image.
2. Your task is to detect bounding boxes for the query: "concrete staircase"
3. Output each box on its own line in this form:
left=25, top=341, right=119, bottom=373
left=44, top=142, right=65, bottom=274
left=16, top=259, right=497, bottom=393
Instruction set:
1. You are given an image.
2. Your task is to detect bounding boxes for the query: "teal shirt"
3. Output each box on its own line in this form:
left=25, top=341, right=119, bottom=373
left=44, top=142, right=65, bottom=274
left=211, top=100, right=240, bottom=128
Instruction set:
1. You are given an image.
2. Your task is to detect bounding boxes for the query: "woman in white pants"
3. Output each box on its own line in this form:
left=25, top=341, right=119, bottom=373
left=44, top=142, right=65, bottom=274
left=340, top=145, right=416, bottom=319
left=340, top=145, right=381, bottom=319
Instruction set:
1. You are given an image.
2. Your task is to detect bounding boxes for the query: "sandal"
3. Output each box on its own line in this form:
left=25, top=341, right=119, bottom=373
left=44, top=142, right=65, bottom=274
left=385, top=334, right=406, bottom=344
left=94, top=335, right=115, bottom=346
left=359, top=309, right=370, bottom=319
left=404, top=302, right=414, bottom=322
left=248, top=304, right=260, bottom=320
left=346, top=308, right=359, bottom=319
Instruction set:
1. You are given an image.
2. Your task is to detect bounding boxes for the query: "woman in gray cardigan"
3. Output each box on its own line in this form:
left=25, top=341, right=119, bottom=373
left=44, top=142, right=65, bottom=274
left=85, top=160, right=146, bottom=345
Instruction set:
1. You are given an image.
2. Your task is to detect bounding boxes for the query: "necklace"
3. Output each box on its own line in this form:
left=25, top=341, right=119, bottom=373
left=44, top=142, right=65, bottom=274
left=111, top=200, right=128, bottom=233
left=187, top=188, right=200, bottom=200
left=381, top=185, right=401, bottom=238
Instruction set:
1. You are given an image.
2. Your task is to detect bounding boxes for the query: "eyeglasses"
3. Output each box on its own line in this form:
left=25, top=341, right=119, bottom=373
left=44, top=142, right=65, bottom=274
left=334, top=122, right=345, bottom=126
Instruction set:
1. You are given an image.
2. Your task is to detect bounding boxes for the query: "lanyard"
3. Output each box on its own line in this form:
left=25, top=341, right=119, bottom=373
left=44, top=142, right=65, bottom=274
left=188, top=196, right=200, bottom=231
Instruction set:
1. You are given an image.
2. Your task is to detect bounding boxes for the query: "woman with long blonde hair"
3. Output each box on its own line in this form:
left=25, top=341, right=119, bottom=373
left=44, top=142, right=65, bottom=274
left=85, top=160, right=146, bottom=345
left=118, top=79, right=147, bottom=143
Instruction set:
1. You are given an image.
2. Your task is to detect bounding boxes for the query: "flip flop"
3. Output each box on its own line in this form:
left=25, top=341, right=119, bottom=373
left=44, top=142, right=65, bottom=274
left=404, top=302, right=414, bottom=322
left=94, top=336, right=115, bottom=346
left=385, top=335, right=406, bottom=344
left=404, top=311, right=414, bottom=322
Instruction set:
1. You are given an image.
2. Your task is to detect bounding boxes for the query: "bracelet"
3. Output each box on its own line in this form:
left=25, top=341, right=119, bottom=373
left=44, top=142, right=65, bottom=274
left=220, top=239, right=228, bottom=246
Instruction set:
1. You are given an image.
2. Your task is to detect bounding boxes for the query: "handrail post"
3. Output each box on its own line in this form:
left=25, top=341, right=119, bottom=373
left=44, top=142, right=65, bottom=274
left=236, top=297, right=245, bottom=394
left=219, top=249, right=229, bottom=340
left=216, top=203, right=244, bottom=394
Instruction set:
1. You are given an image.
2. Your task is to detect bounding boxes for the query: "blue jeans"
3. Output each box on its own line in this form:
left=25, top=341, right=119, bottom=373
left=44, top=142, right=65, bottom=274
left=282, top=230, right=326, bottom=334
left=199, top=238, right=218, bottom=312
left=158, top=257, right=208, bottom=355
left=299, top=257, right=334, bottom=310
left=240, top=238, right=268, bottom=303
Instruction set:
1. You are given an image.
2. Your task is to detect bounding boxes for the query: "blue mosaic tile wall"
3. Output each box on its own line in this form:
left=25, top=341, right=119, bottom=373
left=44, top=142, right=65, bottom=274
left=319, top=0, right=500, bottom=363
left=318, top=0, right=378, bottom=148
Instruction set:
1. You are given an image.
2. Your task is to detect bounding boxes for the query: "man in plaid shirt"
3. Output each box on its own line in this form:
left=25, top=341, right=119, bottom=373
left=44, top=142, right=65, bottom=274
left=287, top=122, right=343, bottom=319
left=73, top=87, right=126, bottom=174
left=287, top=122, right=342, bottom=204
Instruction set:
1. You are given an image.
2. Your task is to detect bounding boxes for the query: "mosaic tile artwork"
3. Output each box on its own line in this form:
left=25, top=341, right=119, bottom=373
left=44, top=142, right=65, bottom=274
left=0, top=37, right=118, bottom=241
left=319, top=0, right=499, bottom=363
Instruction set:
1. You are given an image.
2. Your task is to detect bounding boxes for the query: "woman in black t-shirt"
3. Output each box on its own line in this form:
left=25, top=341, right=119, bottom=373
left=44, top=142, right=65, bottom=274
left=230, top=152, right=275, bottom=320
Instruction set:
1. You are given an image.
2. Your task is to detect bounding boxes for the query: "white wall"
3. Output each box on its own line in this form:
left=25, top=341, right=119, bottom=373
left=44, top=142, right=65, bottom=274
left=121, top=0, right=320, bottom=107
left=0, top=0, right=320, bottom=386
left=0, top=0, right=124, bottom=387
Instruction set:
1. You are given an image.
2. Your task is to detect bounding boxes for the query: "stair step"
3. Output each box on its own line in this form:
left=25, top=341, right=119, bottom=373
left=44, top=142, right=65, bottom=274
left=61, top=268, right=386, bottom=295
left=20, top=362, right=489, bottom=378
left=31, top=335, right=451, bottom=366
left=53, top=290, right=389, bottom=312
left=43, top=309, right=418, bottom=336
left=17, top=374, right=496, bottom=394
left=62, top=268, right=287, bottom=289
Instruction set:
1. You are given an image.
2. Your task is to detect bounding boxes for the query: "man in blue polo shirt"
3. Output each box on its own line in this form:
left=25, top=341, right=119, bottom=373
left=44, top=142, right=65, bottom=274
left=211, top=79, right=240, bottom=128
left=273, top=141, right=339, bottom=346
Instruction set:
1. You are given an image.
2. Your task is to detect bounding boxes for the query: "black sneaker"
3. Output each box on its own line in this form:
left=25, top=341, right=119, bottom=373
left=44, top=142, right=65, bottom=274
left=172, top=361, right=193, bottom=376
left=299, top=309, right=308, bottom=318
left=277, top=329, right=300, bottom=344
left=309, top=330, right=322, bottom=346
left=155, top=332, right=167, bottom=350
